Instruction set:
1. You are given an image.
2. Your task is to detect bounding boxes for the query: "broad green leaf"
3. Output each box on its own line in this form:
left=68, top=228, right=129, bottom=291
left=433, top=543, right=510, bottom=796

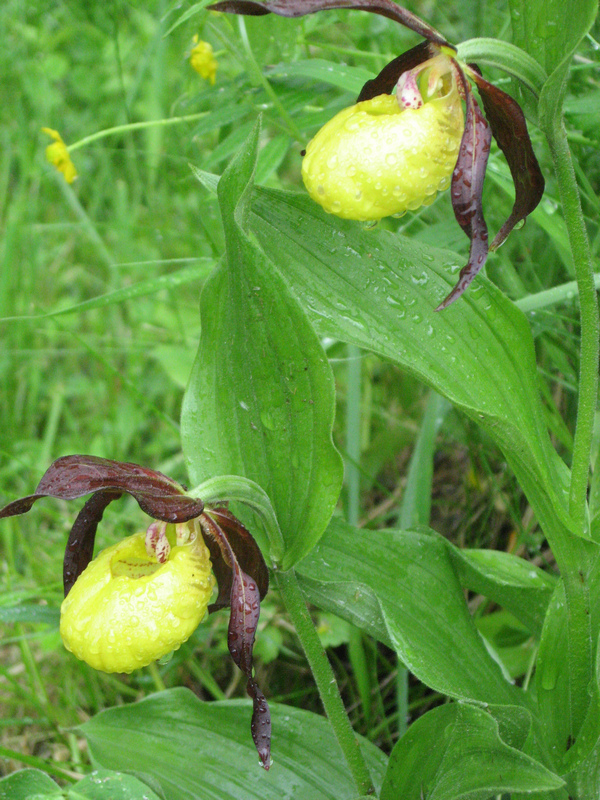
left=0, top=769, right=61, bottom=799
left=508, top=0, right=599, bottom=127
left=247, top=187, right=574, bottom=550
left=296, top=517, right=519, bottom=706
left=446, top=545, right=556, bottom=636
left=69, top=770, right=163, bottom=800
left=508, top=0, right=597, bottom=77
left=563, top=688, right=600, bottom=789
left=380, top=703, right=564, bottom=800
left=81, top=688, right=388, bottom=800
left=182, top=125, right=343, bottom=569
left=475, top=610, right=536, bottom=681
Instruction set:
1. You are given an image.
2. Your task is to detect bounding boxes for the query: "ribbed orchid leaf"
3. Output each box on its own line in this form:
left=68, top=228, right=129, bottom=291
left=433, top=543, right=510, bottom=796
left=357, top=40, right=435, bottom=102
left=208, top=0, right=449, bottom=46
left=438, top=67, right=491, bottom=310
left=82, top=688, right=388, bottom=799
left=467, top=66, right=545, bottom=249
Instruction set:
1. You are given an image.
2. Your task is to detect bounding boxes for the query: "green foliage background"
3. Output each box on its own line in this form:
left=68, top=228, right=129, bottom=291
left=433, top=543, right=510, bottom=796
left=0, top=0, right=598, bottom=794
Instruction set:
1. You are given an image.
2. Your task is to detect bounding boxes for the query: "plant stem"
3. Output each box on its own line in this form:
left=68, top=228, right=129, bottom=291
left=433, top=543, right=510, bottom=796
left=275, top=568, right=375, bottom=796
left=546, top=119, right=600, bottom=533
left=515, top=273, right=600, bottom=314
left=0, top=745, right=82, bottom=781
left=67, top=112, right=210, bottom=153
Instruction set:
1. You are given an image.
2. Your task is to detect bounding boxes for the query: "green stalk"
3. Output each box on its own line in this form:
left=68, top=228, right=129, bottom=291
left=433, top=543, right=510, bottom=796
left=0, top=745, right=81, bottom=781
left=275, top=569, right=375, bottom=796
left=546, top=119, right=600, bottom=532
left=66, top=112, right=210, bottom=153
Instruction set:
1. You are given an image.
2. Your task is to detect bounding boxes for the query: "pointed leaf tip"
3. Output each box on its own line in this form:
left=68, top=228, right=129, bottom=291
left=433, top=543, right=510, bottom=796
left=199, top=511, right=271, bottom=766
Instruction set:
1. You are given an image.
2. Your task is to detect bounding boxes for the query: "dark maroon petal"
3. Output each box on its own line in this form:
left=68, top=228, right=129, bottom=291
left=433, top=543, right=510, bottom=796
left=36, top=455, right=183, bottom=498
left=209, top=507, right=269, bottom=601
left=0, top=494, right=43, bottom=519
left=63, top=490, right=121, bottom=596
left=0, top=455, right=204, bottom=524
left=437, top=67, right=491, bottom=311
left=466, top=65, right=545, bottom=250
left=248, top=678, right=271, bottom=769
left=199, top=511, right=271, bottom=769
left=208, top=0, right=449, bottom=46
left=357, top=40, right=435, bottom=102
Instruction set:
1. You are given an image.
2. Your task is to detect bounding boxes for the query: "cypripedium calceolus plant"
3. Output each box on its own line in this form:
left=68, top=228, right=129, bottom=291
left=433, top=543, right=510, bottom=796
left=0, top=455, right=271, bottom=769
left=209, top=0, right=545, bottom=310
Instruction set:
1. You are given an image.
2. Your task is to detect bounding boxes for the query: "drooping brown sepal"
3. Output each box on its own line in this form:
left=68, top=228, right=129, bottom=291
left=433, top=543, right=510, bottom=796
left=0, top=455, right=206, bottom=595
left=357, top=40, right=435, bottom=102
left=63, top=490, right=120, bottom=596
left=199, top=510, right=271, bottom=769
left=0, top=456, right=204, bottom=523
left=466, top=64, right=545, bottom=250
left=203, top=507, right=269, bottom=612
left=208, top=0, right=450, bottom=47
left=437, top=65, right=491, bottom=311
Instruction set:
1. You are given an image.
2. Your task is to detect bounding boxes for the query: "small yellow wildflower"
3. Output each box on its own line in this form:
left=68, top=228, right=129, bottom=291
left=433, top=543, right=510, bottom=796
left=190, top=36, right=217, bottom=85
left=41, top=127, right=78, bottom=184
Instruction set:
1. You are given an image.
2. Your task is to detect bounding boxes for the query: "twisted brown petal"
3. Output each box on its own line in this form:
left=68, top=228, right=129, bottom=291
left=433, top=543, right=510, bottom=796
left=466, top=65, right=545, bottom=250
left=208, top=0, right=449, bottom=47
left=206, top=507, right=269, bottom=610
left=63, top=490, right=121, bottom=596
left=437, top=65, right=491, bottom=311
left=199, top=511, right=271, bottom=769
left=357, top=40, right=435, bottom=102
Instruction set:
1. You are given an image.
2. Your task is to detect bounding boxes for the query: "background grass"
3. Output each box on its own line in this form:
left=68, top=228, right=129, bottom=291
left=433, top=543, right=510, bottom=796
left=0, top=0, right=598, bottom=781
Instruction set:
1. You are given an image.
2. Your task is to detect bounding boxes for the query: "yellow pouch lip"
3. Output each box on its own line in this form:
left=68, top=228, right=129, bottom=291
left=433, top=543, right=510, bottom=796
left=301, top=84, right=464, bottom=222
left=60, top=531, right=215, bottom=673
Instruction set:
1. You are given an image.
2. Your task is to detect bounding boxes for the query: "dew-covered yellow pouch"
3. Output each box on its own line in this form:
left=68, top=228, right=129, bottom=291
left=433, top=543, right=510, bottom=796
left=60, top=530, right=215, bottom=673
left=301, top=57, right=464, bottom=221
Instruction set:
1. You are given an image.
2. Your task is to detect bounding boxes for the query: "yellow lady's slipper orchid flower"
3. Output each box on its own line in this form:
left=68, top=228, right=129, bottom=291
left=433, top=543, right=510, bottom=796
left=210, top=0, right=545, bottom=310
left=190, top=36, right=218, bottom=85
left=301, top=56, right=464, bottom=222
left=60, top=527, right=215, bottom=674
left=41, top=127, right=78, bottom=184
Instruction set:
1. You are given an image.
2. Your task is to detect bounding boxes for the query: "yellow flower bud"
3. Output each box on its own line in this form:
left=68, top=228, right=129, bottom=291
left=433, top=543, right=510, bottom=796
left=301, top=58, right=464, bottom=221
left=41, top=128, right=78, bottom=184
left=60, top=529, right=215, bottom=673
left=190, top=36, right=217, bottom=85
